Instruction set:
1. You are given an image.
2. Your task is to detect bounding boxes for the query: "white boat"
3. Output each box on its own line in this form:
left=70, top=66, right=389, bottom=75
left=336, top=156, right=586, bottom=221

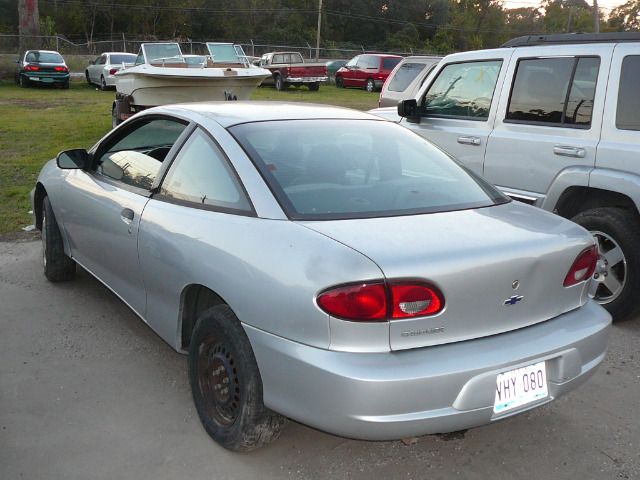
left=114, top=42, right=271, bottom=106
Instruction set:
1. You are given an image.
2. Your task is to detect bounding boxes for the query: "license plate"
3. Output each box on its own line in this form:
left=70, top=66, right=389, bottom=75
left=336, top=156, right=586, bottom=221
left=494, top=361, right=548, bottom=414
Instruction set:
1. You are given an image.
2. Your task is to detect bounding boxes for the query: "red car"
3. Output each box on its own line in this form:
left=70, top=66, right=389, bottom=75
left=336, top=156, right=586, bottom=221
left=335, top=54, right=403, bottom=92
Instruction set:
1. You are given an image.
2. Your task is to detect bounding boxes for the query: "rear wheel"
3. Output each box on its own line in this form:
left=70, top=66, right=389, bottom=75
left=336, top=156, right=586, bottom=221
left=19, top=75, right=28, bottom=88
left=111, top=105, right=120, bottom=129
left=42, top=196, right=76, bottom=282
left=572, top=207, right=640, bottom=322
left=335, top=75, right=344, bottom=88
left=366, top=78, right=375, bottom=92
left=62, top=80, right=70, bottom=90
left=308, top=82, right=320, bottom=91
left=188, top=305, right=285, bottom=451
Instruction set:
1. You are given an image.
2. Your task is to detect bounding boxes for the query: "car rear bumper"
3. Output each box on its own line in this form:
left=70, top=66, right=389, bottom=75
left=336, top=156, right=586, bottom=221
left=287, top=76, right=327, bottom=83
left=244, top=300, right=611, bottom=440
left=22, top=72, right=69, bottom=83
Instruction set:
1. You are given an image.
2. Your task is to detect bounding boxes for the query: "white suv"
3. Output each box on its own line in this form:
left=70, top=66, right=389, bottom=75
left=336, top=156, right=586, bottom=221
left=371, top=33, right=640, bottom=322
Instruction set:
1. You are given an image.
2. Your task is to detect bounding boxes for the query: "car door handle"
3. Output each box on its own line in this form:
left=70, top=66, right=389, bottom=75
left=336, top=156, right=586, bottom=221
left=457, top=136, right=481, bottom=146
left=121, top=208, right=134, bottom=224
left=553, top=146, right=586, bottom=158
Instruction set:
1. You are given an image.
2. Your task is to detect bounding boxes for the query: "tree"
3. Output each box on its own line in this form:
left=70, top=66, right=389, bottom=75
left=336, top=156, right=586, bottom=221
left=608, top=0, right=640, bottom=30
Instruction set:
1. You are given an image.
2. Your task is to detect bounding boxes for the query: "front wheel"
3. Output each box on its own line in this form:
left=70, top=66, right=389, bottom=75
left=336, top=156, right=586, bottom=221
left=366, top=78, right=375, bottom=92
left=85, top=71, right=91, bottom=84
left=572, top=207, right=640, bottom=322
left=111, top=105, right=120, bottom=129
left=274, top=74, right=285, bottom=91
left=42, top=196, right=76, bottom=282
left=100, top=75, right=107, bottom=90
left=335, top=75, right=344, bottom=88
left=188, top=305, right=286, bottom=451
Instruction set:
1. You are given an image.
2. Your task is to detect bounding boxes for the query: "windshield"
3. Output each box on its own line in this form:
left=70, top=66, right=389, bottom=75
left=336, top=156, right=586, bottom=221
left=27, top=51, right=63, bottom=63
left=141, top=44, right=183, bottom=64
left=231, top=119, right=508, bottom=220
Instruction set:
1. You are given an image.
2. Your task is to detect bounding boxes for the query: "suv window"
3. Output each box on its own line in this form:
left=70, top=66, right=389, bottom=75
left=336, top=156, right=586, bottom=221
left=506, top=57, right=600, bottom=127
left=616, top=55, right=640, bottom=131
left=382, top=57, right=401, bottom=70
left=159, top=128, right=252, bottom=213
left=358, top=56, right=377, bottom=69
left=423, top=60, right=502, bottom=119
left=388, top=62, right=429, bottom=92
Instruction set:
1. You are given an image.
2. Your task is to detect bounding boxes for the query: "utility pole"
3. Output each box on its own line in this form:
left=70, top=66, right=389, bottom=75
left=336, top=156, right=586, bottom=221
left=593, top=0, right=600, bottom=33
left=316, top=0, right=323, bottom=61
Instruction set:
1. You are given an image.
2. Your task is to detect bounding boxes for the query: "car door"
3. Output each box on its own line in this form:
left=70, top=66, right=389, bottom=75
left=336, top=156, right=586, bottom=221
left=58, top=116, right=190, bottom=317
left=483, top=44, right=612, bottom=205
left=399, top=51, right=511, bottom=175
left=341, top=56, right=360, bottom=87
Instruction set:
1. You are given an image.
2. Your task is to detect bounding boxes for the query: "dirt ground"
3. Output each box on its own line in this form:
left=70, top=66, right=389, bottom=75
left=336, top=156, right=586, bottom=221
left=1, top=238, right=639, bottom=480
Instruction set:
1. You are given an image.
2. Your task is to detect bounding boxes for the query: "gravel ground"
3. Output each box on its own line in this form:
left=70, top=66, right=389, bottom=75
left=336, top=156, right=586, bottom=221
left=1, top=238, right=638, bottom=480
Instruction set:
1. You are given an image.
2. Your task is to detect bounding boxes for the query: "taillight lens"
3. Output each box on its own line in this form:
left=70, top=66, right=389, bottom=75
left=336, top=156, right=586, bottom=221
left=24, top=65, right=39, bottom=71
left=317, top=283, right=387, bottom=321
left=109, top=68, right=119, bottom=75
left=54, top=66, right=68, bottom=72
left=564, top=245, right=598, bottom=287
left=391, top=283, right=443, bottom=318
left=317, top=281, right=444, bottom=321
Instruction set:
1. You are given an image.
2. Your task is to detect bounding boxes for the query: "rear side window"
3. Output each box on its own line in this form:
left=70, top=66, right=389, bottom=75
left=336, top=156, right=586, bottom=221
left=382, top=57, right=401, bottom=70
left=616, top=55, right=640, bottom=131
left=388, top=62, right=429, bottom=92
left=506, top=57, right=600, bottom=127
left=423, top=60, right=502, bottom=120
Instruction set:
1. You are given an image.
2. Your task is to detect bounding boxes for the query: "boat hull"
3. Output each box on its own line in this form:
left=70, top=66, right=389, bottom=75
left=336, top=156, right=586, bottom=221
left=115, top=67, right=270, bottom=106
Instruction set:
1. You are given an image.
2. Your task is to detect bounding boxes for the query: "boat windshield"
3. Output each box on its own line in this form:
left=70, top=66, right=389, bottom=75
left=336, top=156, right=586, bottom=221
left=139, top=43, right=184, bottom=65
left=206, top=43, right=248, bottom=67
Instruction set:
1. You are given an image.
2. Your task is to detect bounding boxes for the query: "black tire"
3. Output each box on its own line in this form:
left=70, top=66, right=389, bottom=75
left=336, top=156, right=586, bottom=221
left=100, top=75, right=107, bottom=91
left=42, top=196, right=76, bottom=282
left=572, top=207, right=640, bottom=322
left=308, top=82, right=320, bottom=91
left=188, top=305, right=285, bottom=451
left=112, top=105, right=120, bottom=129
left=335, top=75, right=344, bottom=88
left=62, top=80, right=70, bottom=90
left=274, top=74, right=285, bottom=91
left=366, top=78, right=375, bottom=92
left=85, top=71, right=91, bottom=84
left=19, top=75, right=28, bottom=88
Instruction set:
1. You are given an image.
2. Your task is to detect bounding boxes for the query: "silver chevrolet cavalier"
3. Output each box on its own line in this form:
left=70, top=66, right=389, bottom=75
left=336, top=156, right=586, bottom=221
left=31, top=102, right=611, bottom=451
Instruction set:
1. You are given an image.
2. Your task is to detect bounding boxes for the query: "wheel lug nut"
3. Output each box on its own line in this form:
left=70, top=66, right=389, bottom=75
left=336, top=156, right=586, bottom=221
left=223, top=378, right=229, bottom=384
left=594, top=273, right=599, bottom=279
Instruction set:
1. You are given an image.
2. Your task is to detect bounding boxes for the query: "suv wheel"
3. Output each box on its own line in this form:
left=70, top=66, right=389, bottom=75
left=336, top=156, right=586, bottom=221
left=572, top=207, right=640, bottom=322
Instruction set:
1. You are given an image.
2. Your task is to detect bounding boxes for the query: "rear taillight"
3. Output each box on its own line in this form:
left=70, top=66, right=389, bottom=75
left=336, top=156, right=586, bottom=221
left=317, top=281, right=444, bottom=322
left=54, top=66, right=68, bottom=72
left=24, top=65, right=39, bottom=71
left=109, top=68, right=119, bottom=75
left=564, top=245, right=598, bottom=287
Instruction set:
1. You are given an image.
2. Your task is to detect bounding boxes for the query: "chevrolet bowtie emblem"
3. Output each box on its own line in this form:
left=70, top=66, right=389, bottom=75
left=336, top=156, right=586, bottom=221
left=502, top=295, right=524, bottom=306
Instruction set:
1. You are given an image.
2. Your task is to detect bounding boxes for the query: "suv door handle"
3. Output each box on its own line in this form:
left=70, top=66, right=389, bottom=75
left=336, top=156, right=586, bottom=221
left=121, top=208, right=134, bottom=224
left=553, top=146, right=586, bottom=158
left=457, top=136, right=481, bottom=146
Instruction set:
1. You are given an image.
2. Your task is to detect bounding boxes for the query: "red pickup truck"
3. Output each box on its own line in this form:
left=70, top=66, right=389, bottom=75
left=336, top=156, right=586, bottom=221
left=258, top=52, right=327, bottom=91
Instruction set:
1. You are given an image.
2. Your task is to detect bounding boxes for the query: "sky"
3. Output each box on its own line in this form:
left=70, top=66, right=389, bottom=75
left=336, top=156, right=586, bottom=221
left=501, top=0, right=628, bottom=13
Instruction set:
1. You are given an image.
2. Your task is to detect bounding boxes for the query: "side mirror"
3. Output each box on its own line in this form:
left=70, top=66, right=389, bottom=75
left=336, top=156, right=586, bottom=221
left=89, top=60, right=95, bottom=65
left=14, top=59, right=19, bottom=63
left=398, top=99, right=421, bottom=124
left=57, top=149, right=89, bottom=169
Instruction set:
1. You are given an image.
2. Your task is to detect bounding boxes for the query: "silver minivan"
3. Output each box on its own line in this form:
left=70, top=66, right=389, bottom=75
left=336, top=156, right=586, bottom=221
left=378, top=55, right=441, bottom=107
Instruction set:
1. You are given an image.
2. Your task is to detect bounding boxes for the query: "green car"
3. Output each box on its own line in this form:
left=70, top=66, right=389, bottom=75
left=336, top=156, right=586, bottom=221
left=14, top=50, right=70, bottom=89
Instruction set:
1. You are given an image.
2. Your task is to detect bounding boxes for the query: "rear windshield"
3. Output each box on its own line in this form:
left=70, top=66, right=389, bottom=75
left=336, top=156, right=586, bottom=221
left=27, top=51, right=63, bottom=63
left=231, top=119, right=508, bottom=220
left=111, top=54, right=136, bottom=64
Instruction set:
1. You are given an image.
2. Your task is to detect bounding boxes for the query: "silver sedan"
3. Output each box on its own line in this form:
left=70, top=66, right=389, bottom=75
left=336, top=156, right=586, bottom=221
left=85, top=52, right=136, bottom=89
left=31, top=102, right=611, bottom=452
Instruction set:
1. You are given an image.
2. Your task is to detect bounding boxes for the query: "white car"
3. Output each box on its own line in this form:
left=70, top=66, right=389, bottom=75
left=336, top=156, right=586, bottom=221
left=85, top=52, right=137, bottom=90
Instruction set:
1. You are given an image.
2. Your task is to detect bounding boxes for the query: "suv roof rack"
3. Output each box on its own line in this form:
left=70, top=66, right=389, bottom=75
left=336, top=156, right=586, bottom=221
left=501, top=32, right=640, bottom=48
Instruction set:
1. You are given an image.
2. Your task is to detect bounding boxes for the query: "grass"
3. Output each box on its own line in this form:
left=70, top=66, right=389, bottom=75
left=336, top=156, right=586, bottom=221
left=0, top=79, right=380, bottom=233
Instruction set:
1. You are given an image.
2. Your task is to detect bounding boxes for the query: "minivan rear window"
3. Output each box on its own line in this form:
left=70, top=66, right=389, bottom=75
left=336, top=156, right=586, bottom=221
left=388, top=62, right=428, bottom=92
left=616, top=55, right=640, bottom=131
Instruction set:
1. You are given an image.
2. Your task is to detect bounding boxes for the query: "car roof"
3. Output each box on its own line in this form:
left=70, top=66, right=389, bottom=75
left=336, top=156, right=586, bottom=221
left=157, top=101, right=382, bottom=128
left=400, top=55, right=442, bottom=62
left=502, top=32, right=640, bottom=47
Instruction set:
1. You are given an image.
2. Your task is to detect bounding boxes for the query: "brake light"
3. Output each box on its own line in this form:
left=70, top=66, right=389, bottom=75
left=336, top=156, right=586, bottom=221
left=24, top=65, right=39, bottom=71
left=109, top=68, right=119, bottom=75
left=317, top=281, right=444, bottom=321
left=564, top=245, right=598, bottom=287
left=54, top=66, right=68, bottom=72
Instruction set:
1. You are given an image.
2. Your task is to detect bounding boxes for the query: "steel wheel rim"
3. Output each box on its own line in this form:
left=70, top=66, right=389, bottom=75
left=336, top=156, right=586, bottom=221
left=197, top=335, right=241, bottom=427
left=589, top=230, right=627, bottom=304
left=367, top=80, right=374, bottom=92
